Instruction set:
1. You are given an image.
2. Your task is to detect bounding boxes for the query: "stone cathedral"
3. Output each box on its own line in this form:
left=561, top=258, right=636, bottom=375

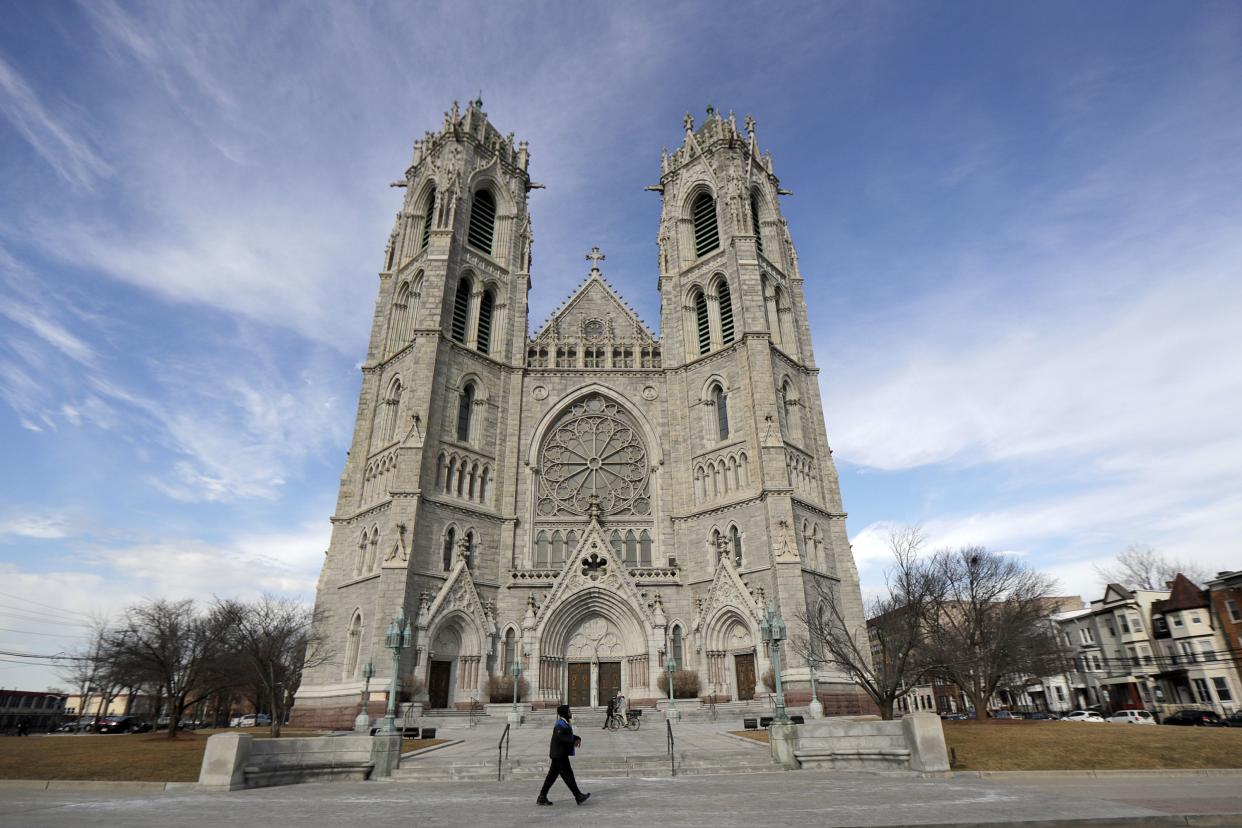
left=292, top=101, right=870, bottom=728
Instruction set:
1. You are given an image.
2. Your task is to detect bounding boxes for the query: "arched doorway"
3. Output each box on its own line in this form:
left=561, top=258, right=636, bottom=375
left=425, top=614, right=484, bottom=709
left=704, top=610, right=759, bottom=702
left=537, top=588, right=651, bottom=707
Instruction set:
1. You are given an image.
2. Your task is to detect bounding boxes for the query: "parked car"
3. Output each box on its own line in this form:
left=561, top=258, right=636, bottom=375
left=95, top=716, right=151, bottom=734
left=58, top=717, right=96, bottom=733
left=940, top=712, right=971, bottom=720
left=993, top=710, right=1023, bottom=720
left=1107, top=710, right=1156, bottom=725
left=1026, top=711, right=1059, bottom=720
left=1225, top=711, right=1242, bottom=728
left=236, top=713, right=272, bottom=727
left=1162, top=709, right=1227, bottom=727
left=1062, top=710, right=1106, bottom=723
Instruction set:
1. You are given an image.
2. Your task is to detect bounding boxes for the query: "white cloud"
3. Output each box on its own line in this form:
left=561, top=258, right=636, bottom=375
left=0, top=513, right=74, bottom=539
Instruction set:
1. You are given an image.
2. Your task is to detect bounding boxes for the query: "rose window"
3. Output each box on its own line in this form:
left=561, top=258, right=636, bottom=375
left=538, top=395, right=650, bottom=517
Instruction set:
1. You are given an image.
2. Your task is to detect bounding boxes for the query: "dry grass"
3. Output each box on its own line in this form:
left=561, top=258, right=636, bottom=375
left=0, top=728, right=324, bottom=782
left=729, top=730, right=771, bottom=743
left=944, top=720, right=1242, bottom=771
left=730, top=721, right=1242, bottom=771
left=402, top=738, right=447, bottom=753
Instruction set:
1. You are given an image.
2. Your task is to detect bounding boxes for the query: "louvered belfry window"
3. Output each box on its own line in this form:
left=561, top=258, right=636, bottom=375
left=694, top=290, right=711, bottom=355
left=717, top=280, right=735, bottom=345
left=451, top=277, right=471, bottom=343
left=476, top=289, right=494, bottom=354
left=750, top=192, right=764, bottom=256
left=421, top=186, right=435, bottom=249
left=467, top=189, right=496, bottom=253
left=692, top=192, right=720, bottom=257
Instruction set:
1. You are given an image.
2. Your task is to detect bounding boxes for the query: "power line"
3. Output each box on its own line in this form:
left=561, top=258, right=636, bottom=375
left=0, top=610, right=92, bottom=628
left=0, top=626, right=87, bottom=638
left=0, top=591, right=92, bottom=619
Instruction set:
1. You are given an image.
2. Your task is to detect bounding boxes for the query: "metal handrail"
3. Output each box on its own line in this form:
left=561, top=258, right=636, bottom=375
left=666, top=719, right=675, bottom=777
left=497, top=722, right=510, bottom=781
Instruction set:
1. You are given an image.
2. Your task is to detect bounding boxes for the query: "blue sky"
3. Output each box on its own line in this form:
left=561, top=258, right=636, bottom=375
left=2, top=1, right=1240, bottom=690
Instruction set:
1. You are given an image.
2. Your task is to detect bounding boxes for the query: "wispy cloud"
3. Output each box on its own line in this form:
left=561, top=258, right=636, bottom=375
left=0, top=52, right=111, bottom=190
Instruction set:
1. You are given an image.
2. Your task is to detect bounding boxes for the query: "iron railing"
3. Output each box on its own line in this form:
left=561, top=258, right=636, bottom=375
left=498, top=722, right=510, bottom=781
left=666, top=719, right=676, bottom=777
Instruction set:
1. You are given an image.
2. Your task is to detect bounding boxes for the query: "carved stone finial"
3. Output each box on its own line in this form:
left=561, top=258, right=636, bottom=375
left=683, top=112, right=695, bottom=132
left=745, top=114, right=756, bottom=138
left=450, top=100, right=460, bottom=121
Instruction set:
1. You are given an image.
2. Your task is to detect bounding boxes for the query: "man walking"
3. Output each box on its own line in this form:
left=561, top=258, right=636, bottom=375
left=536, top=704, right=590, bottom=806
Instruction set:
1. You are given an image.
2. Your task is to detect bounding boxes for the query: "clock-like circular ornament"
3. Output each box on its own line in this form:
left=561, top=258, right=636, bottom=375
left=583, top=319, right=606, bottom=342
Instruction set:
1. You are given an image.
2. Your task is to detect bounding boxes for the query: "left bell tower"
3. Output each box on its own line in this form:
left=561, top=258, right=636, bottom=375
left=295, top=99, right=536, bottom=727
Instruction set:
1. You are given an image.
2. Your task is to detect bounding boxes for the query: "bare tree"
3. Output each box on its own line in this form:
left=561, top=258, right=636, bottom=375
left=1095, top=544, right=1209, bottom=591
left=919, top=547, right=1061, bottom=721
left=106, top=599, right=236, bottom=738
left=58, top=616, right=130, bottom=729
left=218, top=595, right=330, bottom=737
left=792, top=525, right=944, bottom=720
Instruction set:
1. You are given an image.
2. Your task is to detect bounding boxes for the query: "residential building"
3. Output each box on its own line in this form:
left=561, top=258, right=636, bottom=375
left=0, top=690, right=67, bottom=732
left=1149, top=574, right=1238, bottom=715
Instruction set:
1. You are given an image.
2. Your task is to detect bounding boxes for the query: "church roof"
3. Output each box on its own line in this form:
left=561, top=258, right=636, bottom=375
left=530, top=265, right=657, bottom=344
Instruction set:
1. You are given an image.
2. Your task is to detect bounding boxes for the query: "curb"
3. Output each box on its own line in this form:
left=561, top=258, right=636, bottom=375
left=0, top=779, right=191, bottom=792
left=894, top=817, right=1242, bottom=828
left=951, top=769, right=1242, bottom=779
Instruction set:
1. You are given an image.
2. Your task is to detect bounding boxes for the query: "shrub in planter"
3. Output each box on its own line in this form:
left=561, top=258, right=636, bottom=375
left=488, top=674, right=529, bottom=703
left=399, top=676, right=425, bottom=703
left=761, top=668, right=776, bottom=694
left=656, top=669, right=701, bottom=699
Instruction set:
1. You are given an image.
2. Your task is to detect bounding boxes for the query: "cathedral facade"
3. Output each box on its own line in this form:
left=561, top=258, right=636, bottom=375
left=292, top=101, right=870, bottom=727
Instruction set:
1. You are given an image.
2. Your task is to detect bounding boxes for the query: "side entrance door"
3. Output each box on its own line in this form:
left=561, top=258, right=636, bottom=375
left=567, top=662, right=591, bottom=708
left=597, top=661, right=622, bottom=706
left=734, top=653, right=756, bottom=701
left=428, top=661, right=452, bottom=709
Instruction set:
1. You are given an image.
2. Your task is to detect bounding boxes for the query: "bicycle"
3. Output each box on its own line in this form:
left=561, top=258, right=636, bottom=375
left=607, top=708, right=642, bottom=731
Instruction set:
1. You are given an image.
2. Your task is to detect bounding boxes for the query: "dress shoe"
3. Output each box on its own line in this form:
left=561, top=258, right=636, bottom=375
left=536, top=797, right=553, bottom=806
left=575, top=793, right=591, bottom=805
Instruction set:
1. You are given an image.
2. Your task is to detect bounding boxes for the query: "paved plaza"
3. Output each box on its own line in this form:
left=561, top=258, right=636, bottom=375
left=3, top=770, right=1242, bottom=828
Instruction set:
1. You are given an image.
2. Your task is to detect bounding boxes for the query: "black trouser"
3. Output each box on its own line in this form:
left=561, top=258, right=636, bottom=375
left=539, top=756, right=582, bottom=799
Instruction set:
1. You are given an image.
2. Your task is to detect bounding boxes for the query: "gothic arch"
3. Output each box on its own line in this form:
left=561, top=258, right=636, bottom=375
left=538, top=587, right=648, bottom=659
left=523, top=384, right=664, bottom=467
left=342, top=608, right=365, bottom=680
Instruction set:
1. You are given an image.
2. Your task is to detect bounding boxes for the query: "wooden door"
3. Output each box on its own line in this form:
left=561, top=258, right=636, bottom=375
left=428, top=661, right=452, bottom=709
left=734, top=653, right=756, bottom=701
left=567, top=662, right=591, bottom=708
left=598, top=662, right=621, bottom=706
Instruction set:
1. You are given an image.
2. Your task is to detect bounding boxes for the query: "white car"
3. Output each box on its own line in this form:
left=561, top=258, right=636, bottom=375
left=1107, top=709, right=1155, bottom=725
left=1063, top=710, right=1106, bottom=722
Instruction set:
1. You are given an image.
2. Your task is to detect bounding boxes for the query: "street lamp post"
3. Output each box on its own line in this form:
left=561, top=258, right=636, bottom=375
left=508, top=646, right=525, bottom=726
left=805, top=651, right=823, bottom=719
left=759, top=600, right=789, bottom=723
left=380, top=609, right=412, bottom=734
left=665, top=655, right=680, bottom=721
left=354, top=661, right=376, bottom=732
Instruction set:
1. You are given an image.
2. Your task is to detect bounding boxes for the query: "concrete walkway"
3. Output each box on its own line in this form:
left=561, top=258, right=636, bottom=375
left=3, top=771, right=1242, bottom=827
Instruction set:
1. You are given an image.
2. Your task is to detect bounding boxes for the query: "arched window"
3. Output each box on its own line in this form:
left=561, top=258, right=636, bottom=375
left=711, top=383, right=729, bottom=441
left=344, top=612, right=363, bottom=678
left=750, top=191, right=764, bottom=256
left=535, top=530, right=550, bottom=568
left=610, top=530, right=623, bottom=560
left=451, top=275, right=472, bottom=344
left=467, top=462, right=478, bottom=498
left=463, top=530, right=475, bottom=570
left=694, top=289, right=711, bottom=355
left=730, top=525, right=743, bottom=568
left=550, top=531, right=566, bottom=568
left=692, top=191, right=720, bottom=257
left=355, top=530, right=368, bottom=576
left=467, top=189, right=496, bottom=254
left=478, top=466, right=490, bottom=503
left=781, top=379, right=799, bottom=440
left=421, top=185, right=436, bottom=249
left=456, top=382, right=475, bottom=442
left=368, top=531, right=379, bottom=571
left=624, top=530, right=637, bottom=566
left=565, top=530, right=578, bottom=556
left=388, top=281, right=412, bottom=354
left=504, top=628, right=517, bottom=671
left=711, top=527, right=724, bottom=561
left=442, top=527, right=456, bottom=570
left=381, top=377, right=403, bottom=442
left=476, top=289, right=494, bottom=354
left=765, top=279, right=782, bottom=343
left=717, top=278, right=735, bottom=345
left=639, top=530, right=652, bottom=567
left=671, top=625, right=684, bottom=670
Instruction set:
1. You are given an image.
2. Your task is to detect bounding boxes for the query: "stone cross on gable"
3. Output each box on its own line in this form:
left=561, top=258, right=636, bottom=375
left=683, top=112, right=695, bottom=132
left=585, top=246, right=605, bottom=272
left=745, top=114, right=756, bottom=138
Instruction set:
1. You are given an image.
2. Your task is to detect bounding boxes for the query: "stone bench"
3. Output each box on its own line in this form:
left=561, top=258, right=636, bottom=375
left=772, top=712, right=948, bottom=773
left=795, top=746, right=911, bottom=770
left=243, top=761, right=374, bottom=788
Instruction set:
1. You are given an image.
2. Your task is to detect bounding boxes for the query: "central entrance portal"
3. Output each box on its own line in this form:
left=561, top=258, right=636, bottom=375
left=428, top=661, right=452, bottom=709
left=567, top=663, right=591, bottom=707
left=598, top=661, right=621, bottom=704
left=734, top=653, right=756, bottom=701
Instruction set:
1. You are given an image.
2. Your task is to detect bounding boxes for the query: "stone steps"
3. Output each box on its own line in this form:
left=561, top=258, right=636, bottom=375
left=386, top=750, right=778, bottom=783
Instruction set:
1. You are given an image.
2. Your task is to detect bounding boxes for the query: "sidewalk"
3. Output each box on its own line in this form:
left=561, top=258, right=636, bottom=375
left=3, top=770, right=1241, bottom=827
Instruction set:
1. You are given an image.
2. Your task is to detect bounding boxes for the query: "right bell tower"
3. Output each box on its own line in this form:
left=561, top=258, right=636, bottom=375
left=657, top=108, right=869, bottom=707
